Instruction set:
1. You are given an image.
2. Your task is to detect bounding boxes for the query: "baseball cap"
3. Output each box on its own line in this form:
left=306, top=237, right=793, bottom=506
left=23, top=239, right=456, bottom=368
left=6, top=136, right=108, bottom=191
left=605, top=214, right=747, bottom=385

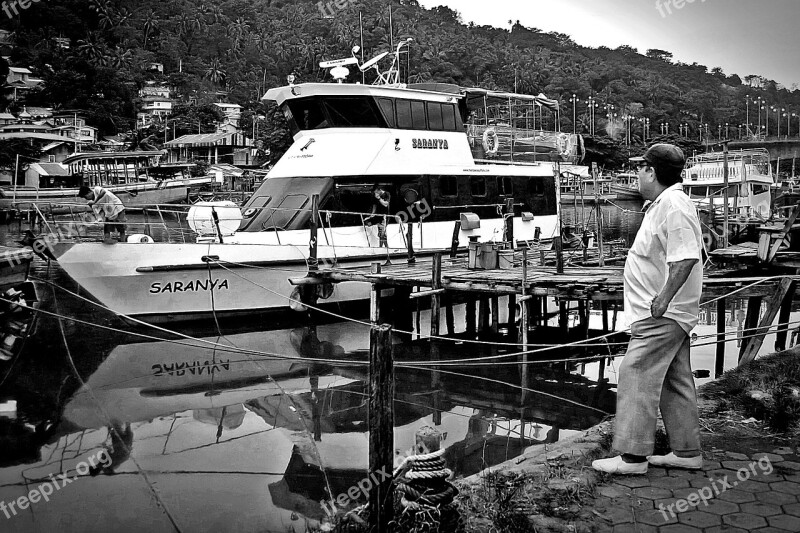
left=630, top=143, right=686, bottom=169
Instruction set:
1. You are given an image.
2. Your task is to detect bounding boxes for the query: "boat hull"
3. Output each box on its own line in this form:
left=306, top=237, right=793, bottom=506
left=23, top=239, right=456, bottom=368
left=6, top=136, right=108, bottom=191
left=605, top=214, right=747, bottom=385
left=52, top=217, right=558, bottom=321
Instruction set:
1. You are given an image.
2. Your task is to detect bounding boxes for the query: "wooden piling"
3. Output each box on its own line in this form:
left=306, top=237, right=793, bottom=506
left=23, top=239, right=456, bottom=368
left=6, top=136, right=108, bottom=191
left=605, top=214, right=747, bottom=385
left=554, top=235, right=564, bottom=274
left=505, top=198, right=515, bottom=248
left=740, top=278, right=796, bottom=364
left=431, top=253, right=443, bottom=425
left=466, top=296, right=477, bottom=335
left=406, top=221, right=415, bottom=264
left=775, top=281, right=797, bottom=352
left=507, top=294, right=517, bottom=339
left=491, top=296, right=499, bottom=334
left=369, top=324, right=394, bottom=531
left=445, top=294, right=455, bottom=335
left=519, top=249, right=530, bottom=402
left=450, top=221, right=461, bottom=258
left=370, top=262, right=382, bottom=324
left=479, top=296, right=490, bottom=333
left=309, top=194, right=319, bottom=271
left=715, top=298, right=726, bottom=378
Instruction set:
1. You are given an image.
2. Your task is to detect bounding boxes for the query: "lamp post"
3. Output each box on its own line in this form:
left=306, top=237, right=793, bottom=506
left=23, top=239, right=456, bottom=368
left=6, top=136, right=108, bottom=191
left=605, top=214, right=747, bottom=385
left=793, top=112, right=798, bottom=138
left=784, top=110, right=790, bottom=139
left=745, top=94, right=750, bottom=138
left=704, top=123, right=709, bottom=149
left=569, top=94, right=578, bottom=133
left=738, top=124, right=743, bottom=139
left=764, top=102, right=769, bottom=137
left=756, top=97, right=763, bottom=137
left=725, top=122, right=729, bottom=139
left=586, top=97, right=599, bottom=136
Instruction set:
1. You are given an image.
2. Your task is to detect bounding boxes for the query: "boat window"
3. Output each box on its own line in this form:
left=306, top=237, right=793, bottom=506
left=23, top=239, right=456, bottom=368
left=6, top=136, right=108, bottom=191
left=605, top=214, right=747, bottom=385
left=261, top=194, right=309, bottom=231
left=284, top=98, right=328, bottom=134
left=442, top=104, right=457, bottom=131
left=439, top=176, right=458, bottom=197
left=411, top=101, right=427, bottom=130
left=323, top=97, right=383, bottom=127
left=470, top=176, right=486, bottom=197
left=753, top=184, right=770, bottom=195
left=376, top=98, right=396, bottom=128
left=528, top=178, right=544, bottom=196
left=427, top=102, right=444, bottom=131
left=396, top=100, right=413, bottom=129
left=497, top=176, right=514, bottom=196
left=242, top=195, right=272, bottom=219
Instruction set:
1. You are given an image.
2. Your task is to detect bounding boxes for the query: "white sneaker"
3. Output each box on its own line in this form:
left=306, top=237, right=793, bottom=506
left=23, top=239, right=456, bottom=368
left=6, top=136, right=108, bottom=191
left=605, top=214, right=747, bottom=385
left=592, top=455, right=648, bottom=475
left=647, top=452, right=702, bottom=469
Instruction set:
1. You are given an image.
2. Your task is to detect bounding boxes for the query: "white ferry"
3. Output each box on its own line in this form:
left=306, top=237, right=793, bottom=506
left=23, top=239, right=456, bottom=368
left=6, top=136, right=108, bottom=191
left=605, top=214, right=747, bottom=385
left=683, top=148, right=774, bottom=218
left=51, top=46, right=579, bottom=322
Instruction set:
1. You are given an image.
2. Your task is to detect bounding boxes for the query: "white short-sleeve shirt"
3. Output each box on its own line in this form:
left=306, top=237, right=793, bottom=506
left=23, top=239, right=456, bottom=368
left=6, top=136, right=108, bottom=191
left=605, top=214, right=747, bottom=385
left=623, top=183, right=703, bottom=333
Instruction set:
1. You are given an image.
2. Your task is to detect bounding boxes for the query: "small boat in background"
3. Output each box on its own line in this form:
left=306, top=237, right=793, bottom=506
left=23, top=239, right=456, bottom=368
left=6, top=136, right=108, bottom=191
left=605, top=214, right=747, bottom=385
left=0, top=245, right=38, bottom=362
left=0, top=151, right=215, bottom=216
left=611, top=172, right=641, bottom=201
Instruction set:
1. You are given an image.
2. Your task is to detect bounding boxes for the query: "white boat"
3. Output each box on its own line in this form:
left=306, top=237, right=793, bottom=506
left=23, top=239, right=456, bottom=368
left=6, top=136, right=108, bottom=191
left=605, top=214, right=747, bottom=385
left=51, top=45, right=568, bottom=322
left=683, top=149, right=774, bottom=218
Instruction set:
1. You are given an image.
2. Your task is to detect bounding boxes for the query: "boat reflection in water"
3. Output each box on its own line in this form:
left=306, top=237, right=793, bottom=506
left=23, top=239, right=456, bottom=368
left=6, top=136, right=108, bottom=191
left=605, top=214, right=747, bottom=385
left=3, top=320, right=614, bottom=532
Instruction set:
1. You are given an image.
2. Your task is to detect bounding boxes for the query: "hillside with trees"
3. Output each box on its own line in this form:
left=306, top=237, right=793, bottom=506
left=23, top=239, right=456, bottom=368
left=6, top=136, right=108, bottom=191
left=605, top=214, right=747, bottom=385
left=2, top=0, right=798, bottom=166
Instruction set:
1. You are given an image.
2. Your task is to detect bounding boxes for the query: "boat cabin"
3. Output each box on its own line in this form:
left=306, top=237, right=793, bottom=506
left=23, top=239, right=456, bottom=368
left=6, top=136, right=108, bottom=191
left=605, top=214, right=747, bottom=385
left=63, top=151, right=164, bottom=187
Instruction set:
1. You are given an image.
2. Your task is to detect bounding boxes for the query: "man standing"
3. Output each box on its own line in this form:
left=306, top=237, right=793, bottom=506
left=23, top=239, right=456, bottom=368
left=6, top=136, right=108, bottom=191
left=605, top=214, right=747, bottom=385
left=593, top=144, right=704, bottom=474
left=79, top=185, right=127, bottom=244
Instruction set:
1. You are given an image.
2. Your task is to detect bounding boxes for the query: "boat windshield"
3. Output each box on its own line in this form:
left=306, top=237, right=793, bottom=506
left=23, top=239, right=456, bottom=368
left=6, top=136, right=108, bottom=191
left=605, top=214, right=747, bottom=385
left=282, top=95, right=463, bottom=136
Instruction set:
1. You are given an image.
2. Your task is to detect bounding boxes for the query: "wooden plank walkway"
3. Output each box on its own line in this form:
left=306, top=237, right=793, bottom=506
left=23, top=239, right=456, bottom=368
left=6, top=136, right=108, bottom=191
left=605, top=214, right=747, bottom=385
left=298, top=254, right=800, bottom=302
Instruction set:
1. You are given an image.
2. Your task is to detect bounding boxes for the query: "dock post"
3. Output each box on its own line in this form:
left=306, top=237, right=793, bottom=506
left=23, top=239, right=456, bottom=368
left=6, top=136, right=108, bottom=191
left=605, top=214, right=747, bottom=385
left=491, top=296, right=500, bottom=334
left=479, top=296, right=490, bottom=334
left=554, top=235, right=564, bottom=274
left=370, top=262, right=382, bottom=324
left=466, top=296, right=477, bottom=335
left=450, top=221, right=461, bottom=258
left=775, top=281, right=796, bottom=352
left=406, top=221, right=416, bottom=264
left=519, top=249, right=529, bottom=402
left=601, top=301, right=609, bottom=333
left=309, top=194, right=319, bottom=271
left=395, top=287, right=414, bottom=343
left=559, top=301, right=569, bottom=334
left=507, top=294, right=517, bottom=339
left=740, top=278, right=796, bottom=364
left=430, top=253, right=443, bottom=425
left=369, top=324, right=394, bottom=531
left=715, top=298, right=726, bottom=378
left=505, top=198, right=515, bottom=248
left=445, top=294, right=455, bottom=335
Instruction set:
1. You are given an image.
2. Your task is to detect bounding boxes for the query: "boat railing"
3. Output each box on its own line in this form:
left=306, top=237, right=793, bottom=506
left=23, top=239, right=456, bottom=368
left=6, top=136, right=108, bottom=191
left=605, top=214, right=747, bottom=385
left=33, top=199, right=520, bottom=249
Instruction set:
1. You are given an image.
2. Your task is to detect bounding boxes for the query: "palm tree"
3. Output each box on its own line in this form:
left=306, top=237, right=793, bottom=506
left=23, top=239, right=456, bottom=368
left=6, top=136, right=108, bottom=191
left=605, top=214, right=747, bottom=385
left=205, top=58, right=227, bottom=86
left=142, top=9, right=158, bottom=48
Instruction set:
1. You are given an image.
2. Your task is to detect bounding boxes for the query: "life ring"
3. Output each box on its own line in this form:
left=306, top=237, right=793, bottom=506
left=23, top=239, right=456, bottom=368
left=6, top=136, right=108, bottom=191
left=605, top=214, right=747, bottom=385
left=482, top=128, right=499, bottom=157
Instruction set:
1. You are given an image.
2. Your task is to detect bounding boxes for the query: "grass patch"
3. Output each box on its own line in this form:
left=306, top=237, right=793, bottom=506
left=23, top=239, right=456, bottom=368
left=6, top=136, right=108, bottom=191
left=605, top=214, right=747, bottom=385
left=701, top=348, right=800, bottom=435
left=456, top=460, right=597, bottom=533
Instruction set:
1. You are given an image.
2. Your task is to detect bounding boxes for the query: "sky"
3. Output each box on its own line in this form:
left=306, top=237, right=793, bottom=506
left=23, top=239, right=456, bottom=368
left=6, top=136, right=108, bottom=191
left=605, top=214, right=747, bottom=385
left=417, top=0, right=800, bottom=89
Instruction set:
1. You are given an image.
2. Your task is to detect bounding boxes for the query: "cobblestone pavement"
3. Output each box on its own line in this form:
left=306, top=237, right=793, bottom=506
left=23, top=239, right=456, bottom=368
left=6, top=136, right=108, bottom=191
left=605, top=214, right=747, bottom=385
left=593, top=447, right=800, bottom=532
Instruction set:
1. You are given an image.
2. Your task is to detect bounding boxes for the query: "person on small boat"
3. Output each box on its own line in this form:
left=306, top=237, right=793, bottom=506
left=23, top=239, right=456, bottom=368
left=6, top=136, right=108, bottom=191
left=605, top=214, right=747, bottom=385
left=78, top=185, right=127, bottom=244
left=366, top=185, right=391, bottom=247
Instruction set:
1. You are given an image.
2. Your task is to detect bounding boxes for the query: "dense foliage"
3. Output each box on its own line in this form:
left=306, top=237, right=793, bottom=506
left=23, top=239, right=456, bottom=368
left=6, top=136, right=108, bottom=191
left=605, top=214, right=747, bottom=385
left=2, top=0, right=797, bottom=165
